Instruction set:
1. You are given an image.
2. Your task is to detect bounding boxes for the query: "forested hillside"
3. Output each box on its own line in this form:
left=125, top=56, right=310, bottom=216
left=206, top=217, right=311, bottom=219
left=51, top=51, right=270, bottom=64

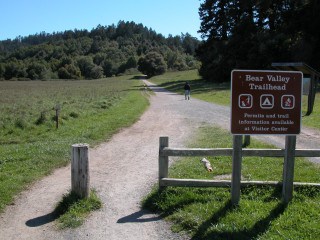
left=197, top=0, right=320, bottom=82
left=0, top=21, right=200, bottom=80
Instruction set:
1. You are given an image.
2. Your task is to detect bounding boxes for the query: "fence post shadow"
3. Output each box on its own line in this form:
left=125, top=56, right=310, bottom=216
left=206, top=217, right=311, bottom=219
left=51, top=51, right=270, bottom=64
left=191, top=200, right=233, bottom=240
left=117, top=209, right=162, bottom=223
left=25, top=210, right=60, bottom=227
left=191, top=199, right=288, bottom=240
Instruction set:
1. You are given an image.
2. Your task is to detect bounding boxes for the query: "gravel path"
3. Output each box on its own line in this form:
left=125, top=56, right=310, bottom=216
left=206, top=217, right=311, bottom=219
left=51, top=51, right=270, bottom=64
left=0, top=80, right=319, bottom=240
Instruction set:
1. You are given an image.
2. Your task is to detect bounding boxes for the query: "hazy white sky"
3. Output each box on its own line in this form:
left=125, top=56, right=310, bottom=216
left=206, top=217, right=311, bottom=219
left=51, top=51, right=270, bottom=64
left=0, top=0, right=202, bottom=40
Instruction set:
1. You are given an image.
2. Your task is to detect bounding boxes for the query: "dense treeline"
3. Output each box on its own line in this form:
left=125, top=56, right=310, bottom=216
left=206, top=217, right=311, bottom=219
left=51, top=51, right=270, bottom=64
left=197, top=0, right=320, bottom=82
left=0, top=21, right=200, bottom=80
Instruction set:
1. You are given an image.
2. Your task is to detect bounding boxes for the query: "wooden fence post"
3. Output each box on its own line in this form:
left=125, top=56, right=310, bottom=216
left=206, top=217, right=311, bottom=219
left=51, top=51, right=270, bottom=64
left=159, top=137, right=169, bottom=189
left=71, top=143, right=90, bottom=198
left=242, top=135, right=250, bottom=147
left=282, top=136, right=296, bottom=203
left=231, top=135, right=243, bottom=206
left=55, top=104, right=60, bottom=129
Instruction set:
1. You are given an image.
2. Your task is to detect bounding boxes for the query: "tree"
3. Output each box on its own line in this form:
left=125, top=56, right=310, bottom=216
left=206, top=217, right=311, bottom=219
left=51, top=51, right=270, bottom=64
left=101, top=60, right=114, bottom=77
left=4, top=60, right=27, bottom=79
left=197, top=0, right=320, bottom=82
left=0, top=21, right=200, bottom=80
left=181, top=33, right=200, bottom=55
left=117, top=56, right=137, bottom=74
left=76, top=56, right=95, bottom=79
left=198, top=0, right=234, bottom=40
left=27, top=62, right=49, bottom=80
left=93, top=53, right=107, bottom=65
left=0, top=63, right=5, bottom=79
left=138, top=51, right=167, bottom=77
left=58, top=63, right=81, bottom=79
left=89, top=65, right=104, bottom=79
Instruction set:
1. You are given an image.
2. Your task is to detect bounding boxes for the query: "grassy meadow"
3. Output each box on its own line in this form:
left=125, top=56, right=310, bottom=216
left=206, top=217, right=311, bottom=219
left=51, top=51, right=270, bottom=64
left=0, top=76, right=149, bottom=212
left=150, top=70, right=320, bottom=130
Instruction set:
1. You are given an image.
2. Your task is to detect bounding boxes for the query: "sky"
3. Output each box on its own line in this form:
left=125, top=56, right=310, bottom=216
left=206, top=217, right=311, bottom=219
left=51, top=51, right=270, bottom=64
left=0, top=0, right=202, bottom=41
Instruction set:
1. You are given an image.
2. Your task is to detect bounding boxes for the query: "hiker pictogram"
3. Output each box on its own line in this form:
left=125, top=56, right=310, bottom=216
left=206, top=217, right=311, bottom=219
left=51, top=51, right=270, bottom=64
left=281, top=95, right=295, bottom=109
left=260, top=94, right=274, bottom=109
left=238, top=94, right=253, bottom=108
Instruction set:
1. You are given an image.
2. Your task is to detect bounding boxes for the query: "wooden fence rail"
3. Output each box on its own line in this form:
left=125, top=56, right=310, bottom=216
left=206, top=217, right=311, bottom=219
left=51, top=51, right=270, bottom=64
left=161, top=147, right=320, bottom=158
left=159, top=136, right=320, bottom=203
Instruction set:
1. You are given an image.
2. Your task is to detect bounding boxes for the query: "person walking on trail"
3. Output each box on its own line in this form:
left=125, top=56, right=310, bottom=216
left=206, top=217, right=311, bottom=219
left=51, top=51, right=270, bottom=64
left=184, top=82, right=191, bottom=100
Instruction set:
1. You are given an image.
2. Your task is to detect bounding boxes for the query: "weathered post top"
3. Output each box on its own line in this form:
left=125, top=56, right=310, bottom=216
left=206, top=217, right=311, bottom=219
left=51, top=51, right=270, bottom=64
left=72, top=143, right=89, bottom=148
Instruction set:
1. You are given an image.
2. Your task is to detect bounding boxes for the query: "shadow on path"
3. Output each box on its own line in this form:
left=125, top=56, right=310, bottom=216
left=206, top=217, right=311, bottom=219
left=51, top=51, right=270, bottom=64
left=25, top=211, right=59, bottom=227
left=117, top=209, right=162, bottom=223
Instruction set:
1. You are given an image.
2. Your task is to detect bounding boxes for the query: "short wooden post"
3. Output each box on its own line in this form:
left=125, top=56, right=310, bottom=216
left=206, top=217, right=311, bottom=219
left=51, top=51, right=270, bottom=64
left=71, top=144, right=90, bottom=198
left=159, top=137, right=169, bottom=189
left=282, top=136, right=296, bottom=203
left=231, top=135, right=243, bottom=206
left=55, top=104, right=60, bottom=129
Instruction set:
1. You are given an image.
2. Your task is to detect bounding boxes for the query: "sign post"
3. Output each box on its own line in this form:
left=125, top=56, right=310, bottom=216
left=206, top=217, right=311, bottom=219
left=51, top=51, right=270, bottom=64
left=282, top=135, right=296, bottom=203
left=231, top=70, right=303, bottom=204
left=231, top=135, right=243, bottom=205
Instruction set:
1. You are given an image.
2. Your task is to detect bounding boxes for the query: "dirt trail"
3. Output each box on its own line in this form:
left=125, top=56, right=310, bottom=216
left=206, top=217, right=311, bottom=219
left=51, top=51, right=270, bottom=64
left=0, top=81, right=319, bottom=240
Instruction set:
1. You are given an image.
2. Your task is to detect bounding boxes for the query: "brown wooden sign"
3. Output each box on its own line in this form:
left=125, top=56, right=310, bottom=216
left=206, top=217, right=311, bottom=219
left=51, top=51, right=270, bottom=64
left=231, top=70, right=303, bottom=135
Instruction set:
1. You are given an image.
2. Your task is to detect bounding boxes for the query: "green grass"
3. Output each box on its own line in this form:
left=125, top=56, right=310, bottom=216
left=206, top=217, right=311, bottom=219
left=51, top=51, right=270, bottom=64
left=143, top=126, right=320, bottom=239
left=0, top=76, right=149, bottom=213
left=150, top=70, right=231, bottom=106
left=301, top=95, right=320, bottom=129
left=150, top=70, right=320, bottom=130
left=54, top=189, right=102, bottom=229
